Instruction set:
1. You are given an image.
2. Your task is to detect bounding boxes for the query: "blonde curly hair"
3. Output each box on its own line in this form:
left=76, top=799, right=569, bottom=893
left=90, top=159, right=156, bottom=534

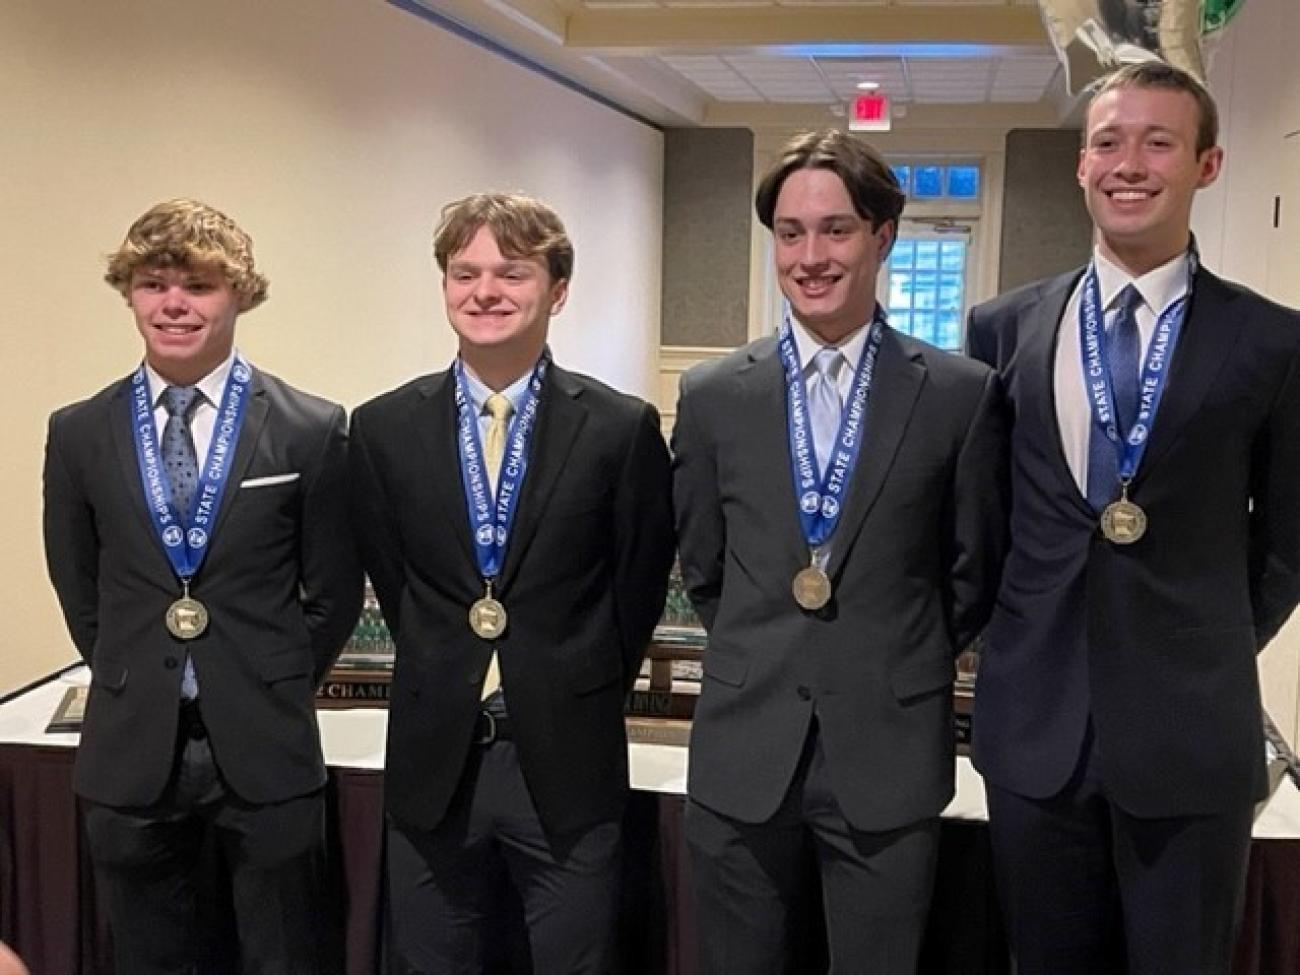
left=104, top=199, right=269, bottom=310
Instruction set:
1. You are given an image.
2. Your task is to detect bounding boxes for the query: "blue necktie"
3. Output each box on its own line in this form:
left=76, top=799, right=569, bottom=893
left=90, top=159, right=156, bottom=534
left=1086, top=285, right=1143, bottom=511
left=162, top=385, right=202, bottom=699
left=809, top=347, right=843, bottom=477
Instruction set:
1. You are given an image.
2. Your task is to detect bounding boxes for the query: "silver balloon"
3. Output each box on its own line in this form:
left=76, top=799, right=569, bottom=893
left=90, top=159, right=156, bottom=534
left=1038, top=0, right=1206, bottom=94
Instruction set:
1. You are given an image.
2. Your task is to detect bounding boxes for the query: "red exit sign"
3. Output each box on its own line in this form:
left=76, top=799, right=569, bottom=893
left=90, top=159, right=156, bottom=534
left=849, top=92, right=891, bottom=132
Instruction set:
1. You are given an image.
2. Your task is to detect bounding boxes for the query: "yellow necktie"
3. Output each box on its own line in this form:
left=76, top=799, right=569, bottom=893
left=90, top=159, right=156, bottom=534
left=484, top=392, right=512, bottom=487
left=481, top=392, right=512, bottom=699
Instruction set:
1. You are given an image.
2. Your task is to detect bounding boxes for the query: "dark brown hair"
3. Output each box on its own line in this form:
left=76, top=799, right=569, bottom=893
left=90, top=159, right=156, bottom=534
left=755, top=129, right=905, bottom=231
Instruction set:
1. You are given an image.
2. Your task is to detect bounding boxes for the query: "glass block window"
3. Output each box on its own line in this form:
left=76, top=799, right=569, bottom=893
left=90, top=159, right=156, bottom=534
left=946, top=165, right=980, bottom=199
left=885, top=237, right=967, bottom=351
left=912, top=166, right=944, bottom=198
left=889, top=161, right=982, bottom=203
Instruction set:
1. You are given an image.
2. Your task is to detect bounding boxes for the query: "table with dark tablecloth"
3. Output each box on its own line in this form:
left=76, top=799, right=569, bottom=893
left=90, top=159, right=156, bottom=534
left=3, top=668, right=1298, bottom=974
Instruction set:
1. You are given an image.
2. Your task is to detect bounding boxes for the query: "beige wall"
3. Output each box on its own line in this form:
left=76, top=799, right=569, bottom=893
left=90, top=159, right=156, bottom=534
left=0, top=0, right=663, bottom=692
left=1193, top=0, right=1300, bottom=746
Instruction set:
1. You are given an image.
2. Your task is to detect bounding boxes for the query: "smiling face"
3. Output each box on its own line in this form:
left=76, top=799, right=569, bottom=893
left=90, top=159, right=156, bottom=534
left=1078, top=84, right=1222, bottom=275
left=443, top=224, right=568, bottom=380
left=129, top=262, right=242, bottom=385
left=772, top=167, right=894, bottom=344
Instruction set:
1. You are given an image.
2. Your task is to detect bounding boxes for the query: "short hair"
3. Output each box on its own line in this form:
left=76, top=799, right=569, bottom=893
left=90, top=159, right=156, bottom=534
left=755, top=129, right=905, bottom=232
left=104, top=199, right=269, bottom=310
left=433, top=192, right=574, bottom=283
left=1090, top=62, right=1219, bottom=155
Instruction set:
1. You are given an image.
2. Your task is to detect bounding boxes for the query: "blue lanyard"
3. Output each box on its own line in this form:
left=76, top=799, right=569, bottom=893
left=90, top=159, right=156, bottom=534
left=778, top=307, right=886, bottom=549
left=454, top=353, right=549, bottom=582
left=129, top=355, right=253, bottom=582
left=1079, top=263, right=1192, bottom=482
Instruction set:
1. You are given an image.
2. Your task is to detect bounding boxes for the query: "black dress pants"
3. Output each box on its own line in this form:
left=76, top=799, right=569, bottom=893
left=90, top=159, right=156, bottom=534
left=387, top=736, right=622, bottom=975
left=82, top=704, right=329, bottom=975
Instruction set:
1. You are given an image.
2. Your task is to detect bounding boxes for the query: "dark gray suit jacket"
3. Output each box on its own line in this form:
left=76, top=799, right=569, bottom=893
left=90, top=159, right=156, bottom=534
left=43, top=366, right=362, bottom=807
left=967, top=266, right=1300, bottom=817
left=672, top=328, right=1009, bottom=832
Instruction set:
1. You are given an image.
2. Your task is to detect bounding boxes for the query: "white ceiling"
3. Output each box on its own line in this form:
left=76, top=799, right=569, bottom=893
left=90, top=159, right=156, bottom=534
left=656, top=53, right=1061, bottom=105
left=405, top=0, right=1070, bottom=128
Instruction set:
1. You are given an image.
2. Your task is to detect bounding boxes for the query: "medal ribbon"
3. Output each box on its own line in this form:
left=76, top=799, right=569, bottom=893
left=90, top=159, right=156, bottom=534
left=778, top=305, right=886, bottom=550
left=130, top=354, right=253, bottom=583
left=454, top=352, right=550, bottom=583
left=1078, top=260, right=1193, bottom=484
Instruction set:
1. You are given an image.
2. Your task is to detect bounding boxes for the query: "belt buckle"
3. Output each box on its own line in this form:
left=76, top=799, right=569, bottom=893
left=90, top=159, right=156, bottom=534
left=474, top=711, right=497, bottom=746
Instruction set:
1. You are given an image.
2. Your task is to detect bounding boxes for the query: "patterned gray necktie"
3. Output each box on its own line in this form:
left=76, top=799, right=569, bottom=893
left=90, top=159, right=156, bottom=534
left=162, top=385, right=202, bottom=699
left=162, top=386, right=201, bottom=517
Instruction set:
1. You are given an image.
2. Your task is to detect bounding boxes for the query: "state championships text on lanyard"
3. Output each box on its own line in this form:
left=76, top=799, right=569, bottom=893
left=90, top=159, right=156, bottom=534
left=130, top=355, right=253, bottom=640
left=1078, top=257, right=1195, bottom=544
left=778, top=305, right=886, bottom=611
left=453, top=351, right=549, bottom=640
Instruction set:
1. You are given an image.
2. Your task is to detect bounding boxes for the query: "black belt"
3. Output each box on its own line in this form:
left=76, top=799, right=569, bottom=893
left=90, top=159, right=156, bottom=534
left=178, top=700, right=208, bottom=741
left=472, top=711, right=514, bottom=745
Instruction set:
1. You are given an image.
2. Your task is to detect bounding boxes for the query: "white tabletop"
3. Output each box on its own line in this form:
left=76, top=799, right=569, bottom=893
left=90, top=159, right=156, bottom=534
left=5, top=664, right=1299, bottom=837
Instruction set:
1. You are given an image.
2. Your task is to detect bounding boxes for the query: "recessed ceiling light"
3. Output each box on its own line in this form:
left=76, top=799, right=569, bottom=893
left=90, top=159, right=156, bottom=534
left=856, top=81, right=880, bottom=91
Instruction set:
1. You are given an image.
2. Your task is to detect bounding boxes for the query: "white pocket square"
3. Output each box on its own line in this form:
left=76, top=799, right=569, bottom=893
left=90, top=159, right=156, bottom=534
left=240, top=473, right=301, bottom=488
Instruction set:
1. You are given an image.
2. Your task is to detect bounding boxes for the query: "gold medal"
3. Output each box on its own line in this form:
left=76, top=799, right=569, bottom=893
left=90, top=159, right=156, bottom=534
left=1100, top=483, right=1147, bottom=545
left=792, top=564, right=832, bottom=611
left=166, top=585, right=209, bottom=640
left=469, top=581, right=508, bottom=640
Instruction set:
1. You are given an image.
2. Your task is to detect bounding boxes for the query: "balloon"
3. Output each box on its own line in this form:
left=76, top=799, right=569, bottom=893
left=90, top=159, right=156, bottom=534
left=1037, top=0, right=1209, bottom=94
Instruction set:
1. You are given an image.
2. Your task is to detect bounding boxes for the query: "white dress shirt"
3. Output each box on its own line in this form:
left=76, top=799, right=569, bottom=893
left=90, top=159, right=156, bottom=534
left=145, top=349, right=237, bottom=467
left=1054, top=250, right=1191, bottom=492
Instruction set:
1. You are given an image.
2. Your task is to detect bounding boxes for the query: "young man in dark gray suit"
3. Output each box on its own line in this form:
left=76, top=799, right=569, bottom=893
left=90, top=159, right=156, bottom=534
left=967, top=62, right=1300, bottom=974
left=43, top=199, right=362, bottom=973
left=672, top=131, right=1009, bottom=972
left=349, top=193, right=674, bottom=973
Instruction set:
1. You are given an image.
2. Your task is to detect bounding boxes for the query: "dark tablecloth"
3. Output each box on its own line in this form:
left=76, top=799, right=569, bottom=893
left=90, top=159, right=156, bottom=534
left=2, top=744, right=1297, bottom=974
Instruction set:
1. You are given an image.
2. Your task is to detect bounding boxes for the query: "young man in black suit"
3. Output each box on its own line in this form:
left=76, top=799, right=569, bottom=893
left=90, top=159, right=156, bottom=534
left=672, top=130, right=1009, bottom=972
left=43, top=199, right=362, bottom=973
left=349, top=192, right=674, bottom=973
left=967, top=62, right=1300, bottom=974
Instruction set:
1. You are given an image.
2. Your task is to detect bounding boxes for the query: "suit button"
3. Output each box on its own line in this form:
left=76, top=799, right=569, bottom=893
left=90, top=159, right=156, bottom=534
left=164, top=657, right=178, bottom=670
left=796, top=685, right=811, bottom=700
left=467, top=671, right=480, bottom=685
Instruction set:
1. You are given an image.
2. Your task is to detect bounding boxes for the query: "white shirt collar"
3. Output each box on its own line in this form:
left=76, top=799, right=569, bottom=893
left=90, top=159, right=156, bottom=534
left=789, top=311, right=873, bottom=374
left=1093, top=248, right=1191, bottom=316
left=146, top=349, right=237, bottom=410
left=460, top=358, right=537, bottom=417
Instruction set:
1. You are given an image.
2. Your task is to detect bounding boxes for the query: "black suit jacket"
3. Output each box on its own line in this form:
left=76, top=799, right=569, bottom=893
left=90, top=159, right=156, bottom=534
left=43, top=367, right=362, bottom=807
left=672, top=330, right=1009, bottom=832
left=348, top=363, right=674, bottom=836
left=967, top=266, right=1300, bottom=817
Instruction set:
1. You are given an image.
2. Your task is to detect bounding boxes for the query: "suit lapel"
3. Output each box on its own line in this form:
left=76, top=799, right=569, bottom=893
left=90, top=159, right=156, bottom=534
left=1132, top=268, right=1243, bottom=480
left=109, top=376, right=157, bottom=542
left=498, top=365, right=586, bottom=590
left=826, top=331, right=924, bottom=578
left=1023, top=272, right=1094, bottom=516
left=738, top=340, right=810, bottom=569
left=209, top=371, right=268, bottom=542
left=412, top=371, right=477, bottom=569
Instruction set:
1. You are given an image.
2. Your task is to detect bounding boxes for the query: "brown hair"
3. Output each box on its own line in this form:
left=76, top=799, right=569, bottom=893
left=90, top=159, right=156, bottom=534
left=1090, top=62, right=1219, bottom=155
left=104, top=199, right=268, bottom=309
left=755, top=129, right=905, bottom=231
left=433, top=192, right=574, bottom=283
